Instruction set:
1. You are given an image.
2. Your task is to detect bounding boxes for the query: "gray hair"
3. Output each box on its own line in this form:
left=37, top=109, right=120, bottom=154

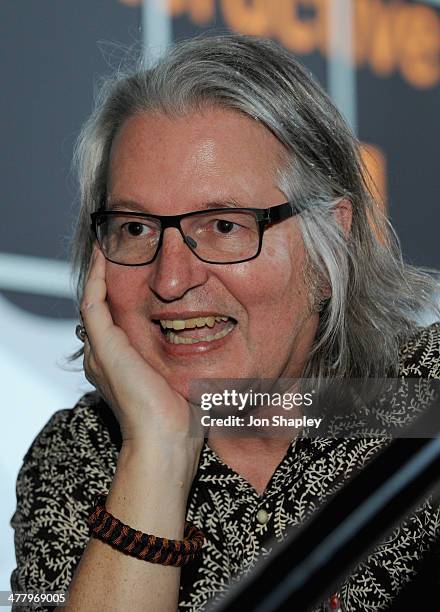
left=72, top=34, right=440, bottom=378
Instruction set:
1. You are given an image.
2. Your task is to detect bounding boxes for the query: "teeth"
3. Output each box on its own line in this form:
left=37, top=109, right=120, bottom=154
left=172, top=319, right=185, bottom=330
left=160, top=315, right=230, bottom=331
left=166, top=320, right=235, bottom=345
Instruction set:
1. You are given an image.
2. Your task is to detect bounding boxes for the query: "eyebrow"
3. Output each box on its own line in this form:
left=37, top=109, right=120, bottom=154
left=105, top=198, right=241, bottom=213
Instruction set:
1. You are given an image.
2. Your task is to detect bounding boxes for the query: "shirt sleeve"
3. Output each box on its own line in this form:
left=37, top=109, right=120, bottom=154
left=10, top=403, right=115, bottom=611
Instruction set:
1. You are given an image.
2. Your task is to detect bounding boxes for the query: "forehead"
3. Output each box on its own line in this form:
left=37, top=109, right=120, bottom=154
left=107, top=108, right=287, bottom=211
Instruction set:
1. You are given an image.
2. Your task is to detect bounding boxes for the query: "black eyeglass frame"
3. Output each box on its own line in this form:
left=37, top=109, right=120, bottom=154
left=90, top=201, right=300, bottom=266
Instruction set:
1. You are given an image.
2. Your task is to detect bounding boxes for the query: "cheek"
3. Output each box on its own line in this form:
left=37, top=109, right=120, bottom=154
left=227, top=233, right=309, bottom=319
left=105, top=265, right=146, bottom=324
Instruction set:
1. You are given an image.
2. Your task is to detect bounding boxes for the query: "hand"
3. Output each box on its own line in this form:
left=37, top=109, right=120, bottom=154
left=80, top=246, right=204, bottom=462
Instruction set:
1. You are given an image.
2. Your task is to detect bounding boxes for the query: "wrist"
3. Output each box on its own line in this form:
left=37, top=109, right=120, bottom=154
left=88, top=493, right=204, bottom=567
left=117, top=438, right=200, bottom=496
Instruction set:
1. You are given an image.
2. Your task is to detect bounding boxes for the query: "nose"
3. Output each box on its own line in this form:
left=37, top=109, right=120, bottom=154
left=148, top=227, right=209, bottom=301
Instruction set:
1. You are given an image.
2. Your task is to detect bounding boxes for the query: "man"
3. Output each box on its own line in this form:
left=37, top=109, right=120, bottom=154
left=11, top=34, right=440, bottom=611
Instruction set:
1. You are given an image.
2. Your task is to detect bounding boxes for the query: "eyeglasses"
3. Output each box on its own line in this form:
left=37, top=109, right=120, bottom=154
left=90, top=201, right=300, bottom=266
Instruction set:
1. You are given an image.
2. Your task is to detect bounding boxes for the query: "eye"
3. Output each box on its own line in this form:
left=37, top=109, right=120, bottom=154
left=214, top=219, right=240, bottom=234
left=122, top=221, right=150, bottom=237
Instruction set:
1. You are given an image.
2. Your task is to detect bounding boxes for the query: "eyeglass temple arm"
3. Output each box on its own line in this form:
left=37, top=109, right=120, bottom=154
left=264, top=201, right=301, bottom=223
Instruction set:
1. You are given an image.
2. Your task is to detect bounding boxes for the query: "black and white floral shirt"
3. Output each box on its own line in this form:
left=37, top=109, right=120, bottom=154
left=10, top=324, right=440, bottom=611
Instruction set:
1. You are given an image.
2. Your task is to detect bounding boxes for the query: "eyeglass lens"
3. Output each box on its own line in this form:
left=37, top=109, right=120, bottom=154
left=95, top=210, right=261, bottom=264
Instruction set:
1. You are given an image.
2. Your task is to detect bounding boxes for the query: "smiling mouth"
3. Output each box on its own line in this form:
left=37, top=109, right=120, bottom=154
left=155, top=315, right=237, bottom=345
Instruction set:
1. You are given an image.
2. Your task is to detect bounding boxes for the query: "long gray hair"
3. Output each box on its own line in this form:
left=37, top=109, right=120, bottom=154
left=72, top=34, right=440, bottom=378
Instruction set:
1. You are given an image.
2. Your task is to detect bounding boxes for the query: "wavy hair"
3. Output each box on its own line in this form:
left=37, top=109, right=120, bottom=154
left=71, top=34, right=440, bottom=378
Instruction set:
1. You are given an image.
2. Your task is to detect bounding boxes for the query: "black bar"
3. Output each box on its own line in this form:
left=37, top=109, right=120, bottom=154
left=214, top=408, right=440, bottom=612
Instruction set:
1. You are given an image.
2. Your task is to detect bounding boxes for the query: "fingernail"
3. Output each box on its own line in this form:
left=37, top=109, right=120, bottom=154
left=84, top=302, right=94, bottom=311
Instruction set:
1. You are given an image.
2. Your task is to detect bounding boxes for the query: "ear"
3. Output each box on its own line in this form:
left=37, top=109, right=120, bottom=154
left=332, top=198, right=352, bottom=238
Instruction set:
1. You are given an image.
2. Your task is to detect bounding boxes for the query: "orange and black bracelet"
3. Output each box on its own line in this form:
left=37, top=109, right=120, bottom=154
left=87, top=493, right=205, bottom=566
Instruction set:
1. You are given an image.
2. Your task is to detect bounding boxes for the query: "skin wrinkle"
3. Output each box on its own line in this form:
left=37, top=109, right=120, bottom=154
left=105, top=108, right=320, bottom=400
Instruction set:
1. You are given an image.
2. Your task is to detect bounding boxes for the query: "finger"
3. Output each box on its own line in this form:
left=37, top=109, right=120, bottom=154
left=81, top=248, right=116, bottom=352
left=82, top=337, right=96, bottom=385
left=82, top=244, right=106, bottom=306
left=84, top=242, right=100, bottom=284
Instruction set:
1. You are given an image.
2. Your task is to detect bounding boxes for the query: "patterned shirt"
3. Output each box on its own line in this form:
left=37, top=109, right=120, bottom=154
left=10, top=324, right=440, bottom=611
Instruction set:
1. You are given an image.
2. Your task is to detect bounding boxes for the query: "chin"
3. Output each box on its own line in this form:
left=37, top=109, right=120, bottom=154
left=167, top=376, right=191, bottom=399
left=162, top=365, right=243, bottom=403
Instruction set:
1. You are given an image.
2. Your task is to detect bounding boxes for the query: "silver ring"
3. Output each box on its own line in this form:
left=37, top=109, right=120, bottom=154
left=75, top=324, right=87, bottom=343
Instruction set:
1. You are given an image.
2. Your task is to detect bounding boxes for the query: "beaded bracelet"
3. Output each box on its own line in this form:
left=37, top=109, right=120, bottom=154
left=87, top=493, right=205, bottom=567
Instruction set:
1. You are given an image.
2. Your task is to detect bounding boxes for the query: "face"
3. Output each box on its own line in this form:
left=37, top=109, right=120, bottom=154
left=105, top=108, right=319, bottom=398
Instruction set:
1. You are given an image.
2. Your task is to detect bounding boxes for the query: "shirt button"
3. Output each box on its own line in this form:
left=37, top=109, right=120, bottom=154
left=256, top=509, right=269, bottom=525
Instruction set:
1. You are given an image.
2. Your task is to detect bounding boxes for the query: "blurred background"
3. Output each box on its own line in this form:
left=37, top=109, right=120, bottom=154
left=1, top=0, right=439, bottom=598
